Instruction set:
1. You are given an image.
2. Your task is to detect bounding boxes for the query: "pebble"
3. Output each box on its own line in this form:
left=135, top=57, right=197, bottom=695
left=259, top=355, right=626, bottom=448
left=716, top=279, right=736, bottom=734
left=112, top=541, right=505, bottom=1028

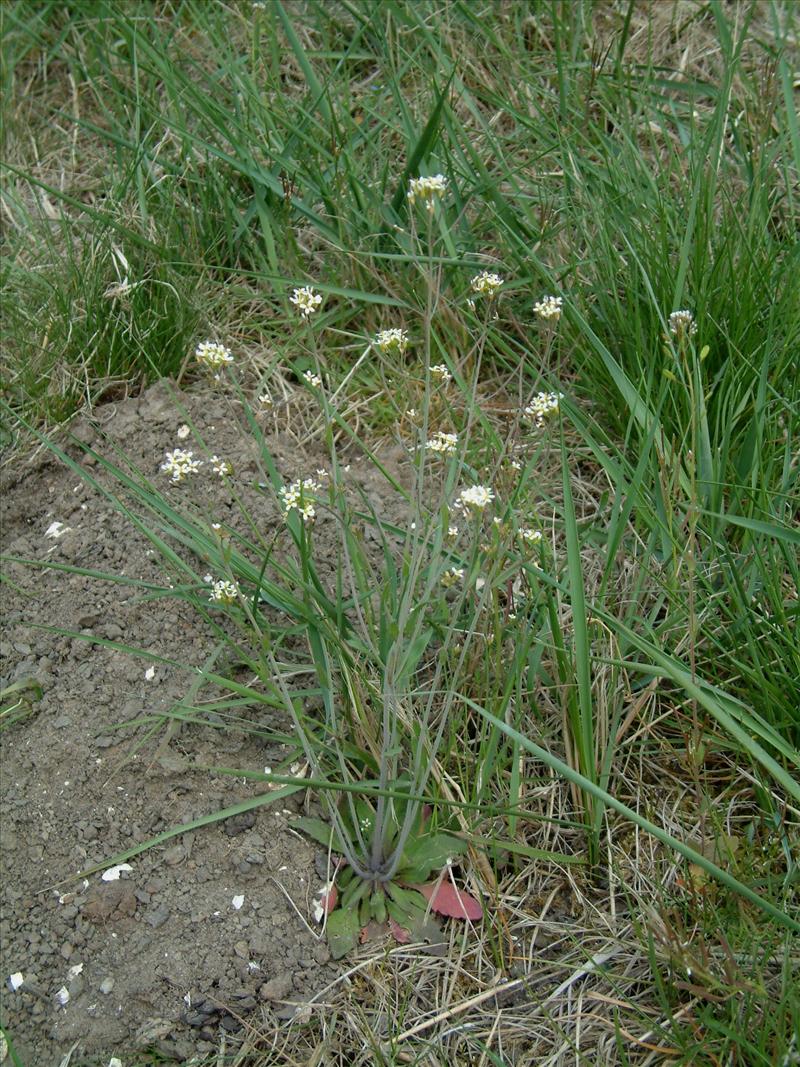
left=100, top=978, right=114, bottom=995
left=259, top=973, right=293, bottom=1001
left=223, top=812, right=256, bottom=837
left=144, top=905, right=170, bottom=929
left=60, top=942, right=74, bottom=960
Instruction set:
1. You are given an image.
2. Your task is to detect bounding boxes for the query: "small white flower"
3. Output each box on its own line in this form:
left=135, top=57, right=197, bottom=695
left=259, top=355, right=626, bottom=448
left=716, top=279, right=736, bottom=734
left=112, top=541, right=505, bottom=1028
left=523, top=392, right=563, bottom=426
left=668, top=309, right=697, bottom=339
left=519, top=527, right=543, bottom=545
left=533, top=295, right=563, bottom=321
left=290, top=286, right=323, bottom=318
left=374, top=328, right=410, bottom=355
left=203, top=573, right=213, bottom=584
left=209, top=579, right=241, bottom=604
left=431, top=364, right=452, bottom=383
left=302, top=369, right=323, bottom=388
left=257, top=392, right=272, bottom=408
left=280, top=476, right=322, bottom=524
left=441, top=566, right=465, bottom=588
left=209, top=455, right=233, bottom=477
left=447, top=525, right=459, bottom=539
left=176, top=424, right=191, bottom=440
left=161, top=448, right=202, bottom=483
left=470, top=271, right=504, bottom=298
left=407, top=174, right=448, bottom=210
left=195, top=341, right=234, bottom=371
left=407, top=408, right=418, bottom=418
left=426, top=430, right=458, bottom=455
left=454, top=485, right=495, bottom=511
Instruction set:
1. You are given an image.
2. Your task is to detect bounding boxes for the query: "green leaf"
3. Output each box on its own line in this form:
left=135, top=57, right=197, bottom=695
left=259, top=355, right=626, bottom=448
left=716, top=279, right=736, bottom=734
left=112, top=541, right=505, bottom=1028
left=398, top=833, right=467, bottom=883
left=370, top=890, right=387, bottom=924
left=325, top=907, right=361, bottom=960
left=293, top=816, right=346, bottom=854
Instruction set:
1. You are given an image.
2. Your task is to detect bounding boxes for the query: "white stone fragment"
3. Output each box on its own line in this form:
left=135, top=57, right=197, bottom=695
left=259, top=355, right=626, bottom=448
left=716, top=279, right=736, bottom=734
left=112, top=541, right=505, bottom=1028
left=101, top=863, right=133, bottom=882
left=45, top=522, right=71, bottom=539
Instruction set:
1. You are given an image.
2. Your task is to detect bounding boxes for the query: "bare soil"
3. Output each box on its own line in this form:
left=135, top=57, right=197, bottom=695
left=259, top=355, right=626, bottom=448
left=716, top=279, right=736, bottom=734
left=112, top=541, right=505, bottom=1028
left=0, top=381, right=406, bottom=1065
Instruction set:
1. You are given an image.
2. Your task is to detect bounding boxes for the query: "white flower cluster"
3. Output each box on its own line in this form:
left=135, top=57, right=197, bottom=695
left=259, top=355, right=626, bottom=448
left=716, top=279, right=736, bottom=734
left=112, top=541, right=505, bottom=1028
left=374, top=328, right=409, bottom=355
left=206, top=577, right=241, bottom=604
left=195, top=341, right=234, bottom=372
left=407, top=174, right=448, bottom=210
left=210, top=455, right=232, bottom=477
left=441, top=566, right=465, bottom=588
left=290, top=286, right=323, bottom=318
left=519, top=527, right=543, bottom=545
left=426, top=431, right=458, bottom=455
left=533, top=295, right=563, bottom=321
left=302, top=370, right=322, bottom=388
left=524, top=391, right=563, bottom=426
left=280, top=476, right=322, bottom=524
left=161, top=448, right=202, bottom=483
left=257, top=392, right=272, bottom=408
left=668, top=309, right=697, bottom=339
left=431, top=364, right=452, bottom=383
left=454, top=485, right=495, bottom=512
left=470, top=271, right=504, bottom=298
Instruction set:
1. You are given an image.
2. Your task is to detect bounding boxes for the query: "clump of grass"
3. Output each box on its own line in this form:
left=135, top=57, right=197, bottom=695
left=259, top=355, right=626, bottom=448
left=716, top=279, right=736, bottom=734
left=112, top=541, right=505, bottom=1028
left=2, top=0, right=799, bottom=1061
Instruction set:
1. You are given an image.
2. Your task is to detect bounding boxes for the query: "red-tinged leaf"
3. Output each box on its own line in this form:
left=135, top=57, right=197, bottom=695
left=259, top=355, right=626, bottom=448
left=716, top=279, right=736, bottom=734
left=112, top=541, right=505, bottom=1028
left=389, top=918, right=411, bottom=943
left=413, top=880, right=483, bottom=920
left=312, top=881, right=338, bottom=921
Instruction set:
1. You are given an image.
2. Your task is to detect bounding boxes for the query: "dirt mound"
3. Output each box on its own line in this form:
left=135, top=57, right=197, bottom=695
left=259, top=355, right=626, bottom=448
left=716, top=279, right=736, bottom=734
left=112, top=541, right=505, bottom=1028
left=0, top=381, right=404, bottom=1063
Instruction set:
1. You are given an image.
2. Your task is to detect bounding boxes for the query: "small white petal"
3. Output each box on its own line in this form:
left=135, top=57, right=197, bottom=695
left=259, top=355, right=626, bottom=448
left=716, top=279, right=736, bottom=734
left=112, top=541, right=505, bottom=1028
left=144, top=666, right=156, bottom=681
left=101, top=863, right=133, bottom=882
left=108, top=1060, right=123, bottom=1067
left=232, top=894, right=245, bottom=910
left=8, top=972, right=24, bottom=991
